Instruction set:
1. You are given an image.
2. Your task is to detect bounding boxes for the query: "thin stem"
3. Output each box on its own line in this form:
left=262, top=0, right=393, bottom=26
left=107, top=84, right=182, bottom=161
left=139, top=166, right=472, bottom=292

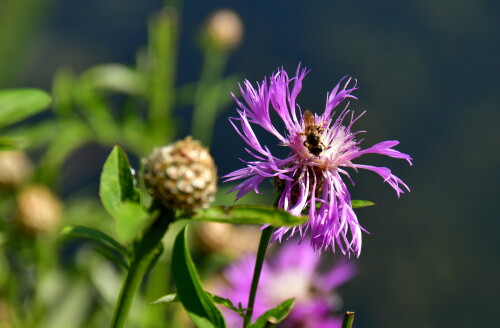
left=110, top=208, right=173, bottom=328
left=243, top=226, right=274, bottom=327
left=341, top=311, right=355, bottom=328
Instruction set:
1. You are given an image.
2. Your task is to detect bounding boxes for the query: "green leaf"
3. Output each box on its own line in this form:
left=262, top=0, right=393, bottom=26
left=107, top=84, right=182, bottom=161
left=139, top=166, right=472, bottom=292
left=249, top=298, right=295, bottom=328
left=341, top=311, right=355, bottom=328
left=172, top=226, right=226, bottom=328
left=150, top=292, right=243, bottom=315
left=81, top=64, right=145, bottom=95
left=114, top=202, right=150, bottom=243
left=179, top=205, right=307, bottom=227
left=93, top=246, right=129, bottom=271
left=60, top=225, right=128, bottom=258
left=0, top=89, right=51, bottom=128
left=100, top=145, right=140, bottom=218
left=149, top=292, right=179, bottom=305
left=351, top=200, right=376, bottom=208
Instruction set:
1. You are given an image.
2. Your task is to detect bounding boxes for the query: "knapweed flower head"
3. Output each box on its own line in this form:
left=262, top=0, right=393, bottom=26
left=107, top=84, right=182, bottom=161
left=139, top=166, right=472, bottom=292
left=213, top=242, right=356, bottom=327
left=223, top=65, right=412, bottom=257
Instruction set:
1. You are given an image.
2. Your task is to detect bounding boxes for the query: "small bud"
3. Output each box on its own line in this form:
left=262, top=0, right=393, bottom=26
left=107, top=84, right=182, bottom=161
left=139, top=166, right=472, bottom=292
left=143, top=137, right=217, bottom=211
left=195, top=222, right=260, bottom=257
left=206, top=9, right=244, bottom=50
left=15, top=185, right=63, bottom=236
left=0, top=151, right=33, bottom=189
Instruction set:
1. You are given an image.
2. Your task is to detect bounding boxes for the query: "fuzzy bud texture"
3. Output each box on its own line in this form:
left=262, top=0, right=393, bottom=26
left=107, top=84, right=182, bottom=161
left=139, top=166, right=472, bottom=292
left=15, top=185, right=63, bottom=235
left=206, top=9, right=243, bottom=50
left=143, top=137, right=217, bottom=211
left=0, top=151, right=33, bottom=188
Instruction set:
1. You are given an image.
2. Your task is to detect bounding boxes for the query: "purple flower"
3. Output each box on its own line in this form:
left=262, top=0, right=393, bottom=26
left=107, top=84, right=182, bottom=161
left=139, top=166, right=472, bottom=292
left=212, top=242, right=357, bottom=327
left=223, top=65, right=412, bottom=257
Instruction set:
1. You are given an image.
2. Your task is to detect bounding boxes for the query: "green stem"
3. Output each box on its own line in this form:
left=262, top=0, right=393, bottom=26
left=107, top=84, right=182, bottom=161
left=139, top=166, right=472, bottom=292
left=341, top=311, right=355, bottom=328
left=243, top=226, right=274, bottom=327
left=110, top=208, right=173, bottom=328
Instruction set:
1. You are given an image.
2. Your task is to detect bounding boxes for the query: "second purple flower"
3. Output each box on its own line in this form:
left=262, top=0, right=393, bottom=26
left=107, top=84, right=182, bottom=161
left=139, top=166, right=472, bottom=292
left=223, top=65, right=412, bottom=257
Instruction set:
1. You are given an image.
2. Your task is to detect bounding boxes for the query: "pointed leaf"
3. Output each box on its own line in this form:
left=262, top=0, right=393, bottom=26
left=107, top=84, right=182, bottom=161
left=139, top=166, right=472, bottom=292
left=172, top=227, right=226, bottom=328
left=179, top=205, right=307, bottom=227
left=150, top=292, right=243, bottom=315
left=0, top=89, right=52, bottom=128
left=99, top=145, right=140, bottom=218
left=149, top=292, right=179, bottom=305
left=60, top=225, right=128, bottom=258
left=249, top=298, right=295, bottom=328
left=351, top=200, right=376, bottom=208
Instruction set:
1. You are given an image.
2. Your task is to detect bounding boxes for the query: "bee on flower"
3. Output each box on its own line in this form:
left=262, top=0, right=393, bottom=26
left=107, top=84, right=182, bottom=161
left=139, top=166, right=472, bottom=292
left=223, top=65, right=412, bottom=257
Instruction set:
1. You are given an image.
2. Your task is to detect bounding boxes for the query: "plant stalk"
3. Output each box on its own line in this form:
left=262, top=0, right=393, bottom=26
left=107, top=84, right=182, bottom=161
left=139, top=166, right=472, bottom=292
left=243, top=226, right=274, bottom=327
left=110, top=208, right=173, bottom=328
left=341, top=311, right=355, bottom=328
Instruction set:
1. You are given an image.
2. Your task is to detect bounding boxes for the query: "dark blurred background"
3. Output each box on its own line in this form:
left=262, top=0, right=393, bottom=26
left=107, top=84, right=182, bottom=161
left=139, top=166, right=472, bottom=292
left=1, top=0, right=499, bottom=327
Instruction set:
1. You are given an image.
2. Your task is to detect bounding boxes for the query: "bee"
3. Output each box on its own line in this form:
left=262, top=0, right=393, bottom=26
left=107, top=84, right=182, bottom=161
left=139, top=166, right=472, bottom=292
left=300, top=110, right=325, bottom=156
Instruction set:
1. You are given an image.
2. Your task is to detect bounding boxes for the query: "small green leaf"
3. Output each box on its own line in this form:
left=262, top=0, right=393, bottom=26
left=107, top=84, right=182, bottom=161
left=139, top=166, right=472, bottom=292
left=114, top=202, right=150, bottom=243
left=93, top=247, right=129, bottom=270
left=180, top=205, right=307, bottom=227
left=249, top=298, right=295, bottom=328
left=0, top=89, right=52, bottom=128
left=150, top=292, right=243, bottom=316
left=60, top=225, right=128, bottom=258
left=172, top=227, right=226, bottom=328
left=100, top=145, right=140, bottom=218
left=341, top=311, right=355, bottom=328
left=149, top=292, right=179, bottom=305
left=351, top=200, right=376, bottom=208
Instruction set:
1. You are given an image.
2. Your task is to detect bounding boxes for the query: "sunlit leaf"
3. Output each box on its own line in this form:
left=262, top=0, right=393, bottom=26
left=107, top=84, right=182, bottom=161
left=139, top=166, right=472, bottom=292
left=0, top=89, right=51, bottom=128
left=179, top=205, right=307, bottom=227
left=249, top=298, right=295, bottom=328
left=172, top=226, right=226, bottom=328
left=351, top=200, right=376, bottom=208
left=99, top=145, right=140, bottom=218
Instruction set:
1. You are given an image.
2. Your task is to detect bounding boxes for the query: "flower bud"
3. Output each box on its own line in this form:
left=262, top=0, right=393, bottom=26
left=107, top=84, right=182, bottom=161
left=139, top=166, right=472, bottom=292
left=0, top=151, right=33, bottom=189
left=195, top=222, right=260, bottom=258
left=143, top=137, right=217, bottom=211
left=15, top=185, right=63, bottom=236
left=206, top=9, right=244, bottom=50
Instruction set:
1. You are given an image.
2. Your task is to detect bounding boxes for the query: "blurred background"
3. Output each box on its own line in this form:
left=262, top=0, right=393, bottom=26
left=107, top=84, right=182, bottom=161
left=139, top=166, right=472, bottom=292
left=0, top=0, right=498, bottom=327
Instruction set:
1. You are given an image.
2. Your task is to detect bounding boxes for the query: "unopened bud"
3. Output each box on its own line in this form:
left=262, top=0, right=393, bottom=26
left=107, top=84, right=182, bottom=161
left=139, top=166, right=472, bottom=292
left=15, top=185, right=63, bottom=236
left=143, top=137, right=217, bottom=211
left=196, top=222, right=260, bottom=257
left=206, top=9, right=244, bottom=50
left=0, top=151, right=33, bottom=189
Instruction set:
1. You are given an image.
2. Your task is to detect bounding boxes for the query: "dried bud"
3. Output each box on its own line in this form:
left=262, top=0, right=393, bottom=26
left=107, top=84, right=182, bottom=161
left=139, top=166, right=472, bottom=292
left=15, top=185, right=63, bottom=236
left=206, top=9, right=243, bottom=50
left=143, top=137, right=217, bottom=211
left=195, top=222, right=260, bottom=258
left=0, top=151, right=33, bottom=189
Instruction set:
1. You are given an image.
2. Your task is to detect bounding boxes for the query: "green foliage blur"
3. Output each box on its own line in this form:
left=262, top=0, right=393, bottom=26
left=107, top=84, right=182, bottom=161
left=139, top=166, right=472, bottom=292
left=0, top=3, right=264, bottom=328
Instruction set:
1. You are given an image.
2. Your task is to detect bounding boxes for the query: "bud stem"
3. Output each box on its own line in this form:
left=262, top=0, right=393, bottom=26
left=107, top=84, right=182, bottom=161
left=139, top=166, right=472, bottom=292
left=110, top=207, right=174, bottom=328
left=341, top=311, right=355, bottom=328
